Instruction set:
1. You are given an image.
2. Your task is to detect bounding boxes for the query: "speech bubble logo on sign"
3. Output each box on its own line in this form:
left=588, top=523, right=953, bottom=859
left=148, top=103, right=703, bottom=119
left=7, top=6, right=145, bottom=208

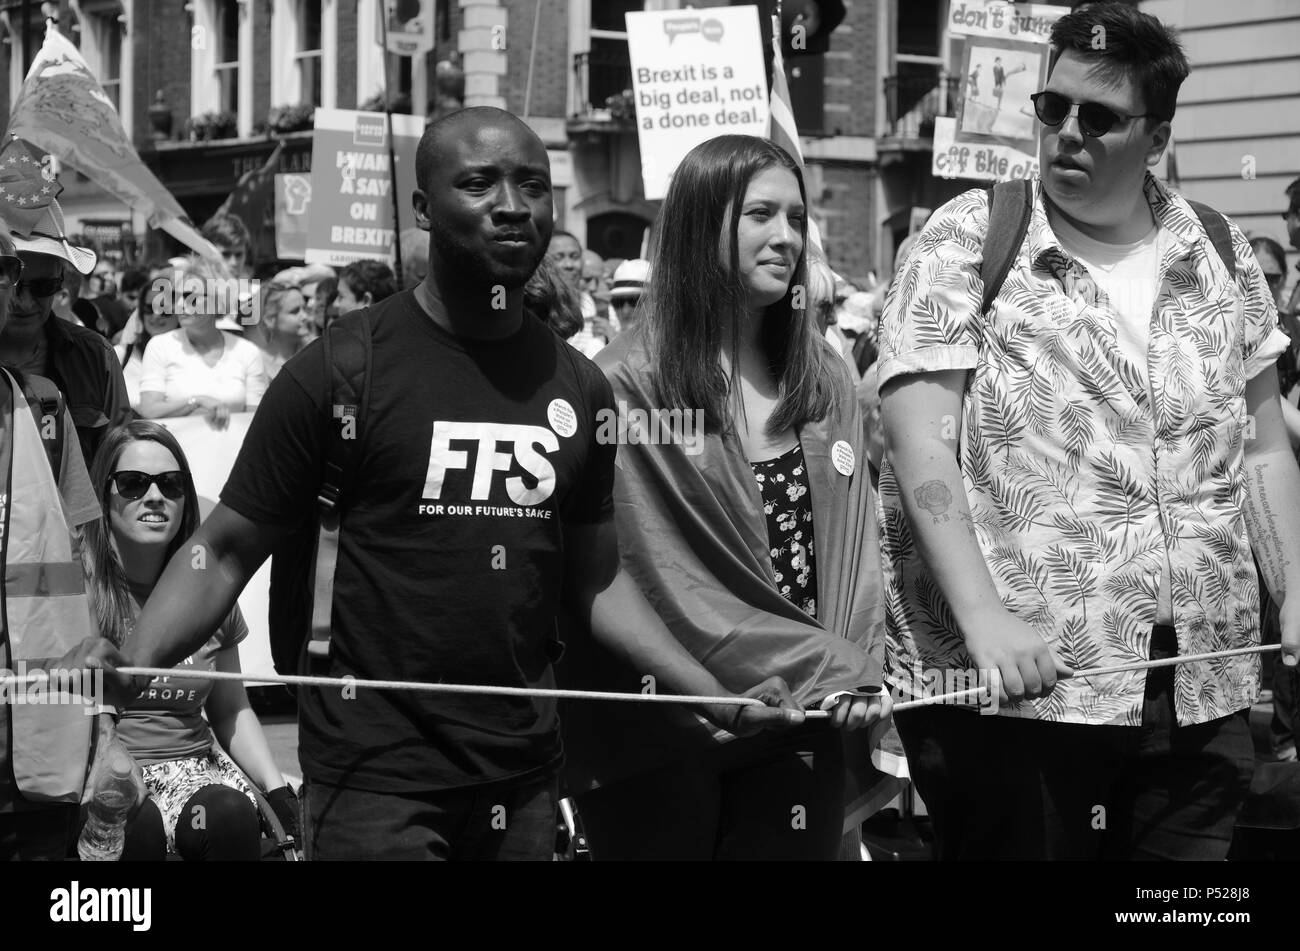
left=700, top=19, right=725, bottom=42
left=664, top=18, right=700, bottom=43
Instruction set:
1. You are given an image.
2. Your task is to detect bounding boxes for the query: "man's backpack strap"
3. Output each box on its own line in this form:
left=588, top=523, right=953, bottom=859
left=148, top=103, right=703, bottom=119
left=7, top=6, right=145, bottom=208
left=9, top=369, right=64, bottom=477
left=980, top=178, right=1035, bottom=316
left=1186, top=199, right=1236, bottom=282
left=306, top=310, right=373, bottom=666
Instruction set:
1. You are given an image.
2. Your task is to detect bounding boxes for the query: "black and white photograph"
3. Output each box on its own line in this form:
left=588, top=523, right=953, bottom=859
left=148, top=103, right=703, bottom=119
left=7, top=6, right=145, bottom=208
left=0, top=0, right=1296, bottom=936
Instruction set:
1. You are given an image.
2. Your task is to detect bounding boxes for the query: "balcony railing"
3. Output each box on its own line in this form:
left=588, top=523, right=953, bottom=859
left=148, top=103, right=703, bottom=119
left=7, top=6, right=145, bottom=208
left=883, top=71, right=961, bottom=140
left=572, top=40, right=634, bottom=121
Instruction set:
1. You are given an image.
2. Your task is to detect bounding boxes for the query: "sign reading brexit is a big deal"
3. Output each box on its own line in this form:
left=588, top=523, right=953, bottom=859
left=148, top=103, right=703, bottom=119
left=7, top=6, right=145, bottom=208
left=304, top=108, right=424, bottom=268
left=626, top=6, right=769, bottom=200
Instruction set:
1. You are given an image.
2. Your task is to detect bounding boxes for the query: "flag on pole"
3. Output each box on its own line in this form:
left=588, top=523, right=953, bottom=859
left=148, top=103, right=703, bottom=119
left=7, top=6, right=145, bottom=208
left=768, top=14, right=824, bottom=253
left=5, top=23, right=221, bottom=261
left=217, top=141, right=285, bottom=264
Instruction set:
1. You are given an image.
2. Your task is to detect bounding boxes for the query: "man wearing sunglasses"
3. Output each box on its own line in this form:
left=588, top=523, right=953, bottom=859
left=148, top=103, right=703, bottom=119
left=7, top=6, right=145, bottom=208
left=0, top=222, right=133, bottom=860
left=879, top=2, right=1300, bottom=860
left=0, top=224, right=131, bottom=468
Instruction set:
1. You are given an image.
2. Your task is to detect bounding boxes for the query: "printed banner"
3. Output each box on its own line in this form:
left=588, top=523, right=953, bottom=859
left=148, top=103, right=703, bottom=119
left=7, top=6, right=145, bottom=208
left=957, top=36, right=1047, bottom=149
left=304, top=108, right=424, bottom=268
left=948, top=0, right=1064, bottom=41
left=932, top=2, right=1066, bottom=183
left=626, top=6, right=769, bottom=200
left=932, top=116, right=1040, bottom=183
left=380, top=0, right=437, bottom=57
left=157, top=414, right=275, bottom=680
left=275, top=173, right=312, bottom=261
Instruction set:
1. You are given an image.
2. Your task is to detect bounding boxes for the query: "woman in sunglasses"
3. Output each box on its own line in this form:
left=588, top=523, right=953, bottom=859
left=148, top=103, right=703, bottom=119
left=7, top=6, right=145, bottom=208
left=137, top=255, right=268, bottom=430
left=81, top=420, right=296, bottom=860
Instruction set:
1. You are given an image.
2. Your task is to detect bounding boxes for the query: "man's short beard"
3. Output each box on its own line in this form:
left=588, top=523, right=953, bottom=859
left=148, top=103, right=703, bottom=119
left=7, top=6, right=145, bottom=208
left=431, top=231, right=544, bottom=292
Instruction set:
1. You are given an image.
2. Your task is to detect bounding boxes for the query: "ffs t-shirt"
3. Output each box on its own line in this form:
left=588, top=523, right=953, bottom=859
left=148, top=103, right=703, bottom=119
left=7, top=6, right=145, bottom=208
left=220, top=291, right=617, bottom=792
left=0, top=404, right=102, bottom=813
left=117, top=604, right=248, bottom=765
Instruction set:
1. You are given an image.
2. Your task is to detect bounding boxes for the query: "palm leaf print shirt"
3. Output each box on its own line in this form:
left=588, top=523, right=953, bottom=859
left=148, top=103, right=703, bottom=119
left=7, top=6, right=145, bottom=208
left=877, top=173, right=1289, bottom=726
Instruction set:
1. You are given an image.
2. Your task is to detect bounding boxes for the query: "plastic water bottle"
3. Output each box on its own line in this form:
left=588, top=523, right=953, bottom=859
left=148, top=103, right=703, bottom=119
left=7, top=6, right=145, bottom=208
left=77, top=737, right=138, bottom=862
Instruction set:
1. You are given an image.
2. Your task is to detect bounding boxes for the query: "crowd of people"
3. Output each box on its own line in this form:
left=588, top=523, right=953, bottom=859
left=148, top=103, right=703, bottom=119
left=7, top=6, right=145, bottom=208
left=2, top=2, right=1299, bottom=864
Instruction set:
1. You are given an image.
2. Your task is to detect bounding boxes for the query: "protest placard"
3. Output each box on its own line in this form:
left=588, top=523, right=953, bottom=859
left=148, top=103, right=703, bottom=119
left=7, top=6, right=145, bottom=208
left=934, top=1, right=1066, bottom=183
left=380, top=0, right=436, bottom=56
left=947, top=0, right=1063, bottom=41
left=304, top=108, right=424, bottom=268
left=626, top=5, right=769, bottom=200
left=957, top=36, right=1046, bottom=148
left=932, top=116, right=1040, bottom=183
left=276, top=173, right=311, bottom=260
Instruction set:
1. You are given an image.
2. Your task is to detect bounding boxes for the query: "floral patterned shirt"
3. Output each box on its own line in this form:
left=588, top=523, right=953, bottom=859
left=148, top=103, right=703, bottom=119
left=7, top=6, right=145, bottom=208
left=877, top=173, right=1289, bottom=727
left=753, top=443, right=818, bottom=619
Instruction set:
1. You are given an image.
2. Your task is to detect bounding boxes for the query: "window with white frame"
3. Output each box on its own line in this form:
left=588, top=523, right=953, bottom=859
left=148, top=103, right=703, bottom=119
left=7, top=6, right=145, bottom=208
left=296, top=0, right=322, bottom=106
left=569, top=1, right=679, bottom=117
left=355, top=0, right=421, bottom=115
left=191, top=0, right=253, bottom=135
left=214, top=0, right=239, bottom=115
left=271, top=0, right=335, bottom=111
left=72, top=1, right=126, bottom=114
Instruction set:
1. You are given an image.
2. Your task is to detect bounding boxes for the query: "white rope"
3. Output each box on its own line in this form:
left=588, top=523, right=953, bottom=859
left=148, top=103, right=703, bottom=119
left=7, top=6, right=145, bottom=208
left=1, top=644, right=1285, bottom=721
left=891, top=643, right=1283, bottom=712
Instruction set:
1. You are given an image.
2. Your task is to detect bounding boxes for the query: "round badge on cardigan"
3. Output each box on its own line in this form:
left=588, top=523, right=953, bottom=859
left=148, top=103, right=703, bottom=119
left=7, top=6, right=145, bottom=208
left=832, top=440, right=855, bottom=476
left=548, top=398, right=578, bottom=438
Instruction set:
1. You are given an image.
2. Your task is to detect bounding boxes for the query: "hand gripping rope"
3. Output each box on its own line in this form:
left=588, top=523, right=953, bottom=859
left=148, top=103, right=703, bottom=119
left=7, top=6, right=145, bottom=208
left=0, top=644, right=1282, bottom=718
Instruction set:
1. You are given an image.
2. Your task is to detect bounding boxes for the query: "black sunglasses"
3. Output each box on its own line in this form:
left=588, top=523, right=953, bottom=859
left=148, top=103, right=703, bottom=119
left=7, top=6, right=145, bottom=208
left=1030, top=91, right=1163, bottom=137
left=0, top=255, right=23, bottom=287
left=15, top=276, right=65, bottom=298
left=110, top=470, right=187, bottom=501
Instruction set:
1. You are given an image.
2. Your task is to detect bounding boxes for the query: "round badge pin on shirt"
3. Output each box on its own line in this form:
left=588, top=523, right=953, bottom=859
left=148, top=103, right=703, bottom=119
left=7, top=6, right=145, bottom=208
left=548, top=398, right=578, bottom=438
left=831, top=440, right=855, bottom=477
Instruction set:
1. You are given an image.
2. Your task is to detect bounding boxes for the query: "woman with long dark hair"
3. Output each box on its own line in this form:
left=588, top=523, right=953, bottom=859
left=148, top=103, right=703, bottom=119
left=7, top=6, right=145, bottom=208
left=83, top=420, right=296, bottom=860
left=563, top=135, right=889, bottom=860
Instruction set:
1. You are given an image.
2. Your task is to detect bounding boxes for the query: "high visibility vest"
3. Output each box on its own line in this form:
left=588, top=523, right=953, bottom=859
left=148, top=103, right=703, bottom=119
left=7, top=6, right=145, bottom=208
left=2, top=368, right=97, bottom=803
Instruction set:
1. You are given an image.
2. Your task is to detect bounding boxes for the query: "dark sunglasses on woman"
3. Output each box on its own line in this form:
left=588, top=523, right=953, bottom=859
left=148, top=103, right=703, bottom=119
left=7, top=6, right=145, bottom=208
left=1030, top=90, right=1163, bottom=138
left=110, top=470, right=187, bottom=501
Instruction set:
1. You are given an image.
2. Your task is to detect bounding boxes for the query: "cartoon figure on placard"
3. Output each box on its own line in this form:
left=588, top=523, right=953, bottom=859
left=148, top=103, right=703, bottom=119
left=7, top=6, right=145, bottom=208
left=957, top=38, right=1044, bottom=146
left=992, top=56, right=1027, bottom=115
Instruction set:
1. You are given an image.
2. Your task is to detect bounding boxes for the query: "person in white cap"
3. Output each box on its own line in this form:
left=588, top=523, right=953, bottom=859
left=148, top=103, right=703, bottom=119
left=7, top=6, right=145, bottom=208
left=607, top=258, right=648, bottom=333
left=0, top=212, right=130, bottom=467
left=0, top=220, right=133, bottom=861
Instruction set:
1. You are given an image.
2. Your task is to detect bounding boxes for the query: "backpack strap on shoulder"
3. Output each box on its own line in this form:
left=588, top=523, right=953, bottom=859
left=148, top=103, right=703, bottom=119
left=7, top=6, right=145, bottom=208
left=1185, top=199, right=1236, bottom=282
left=980, top=178, right=1034, bottom=317
left=306, top=310, right=373, bottom=666
left=9, top=369, right=64, bottom=477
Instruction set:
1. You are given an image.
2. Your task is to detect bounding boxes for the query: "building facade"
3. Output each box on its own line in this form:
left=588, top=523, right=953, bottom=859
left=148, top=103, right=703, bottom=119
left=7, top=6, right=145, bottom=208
left=1140, top=0, right=1300, bottom=272
left=0, top=0, right=894, bottom=284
